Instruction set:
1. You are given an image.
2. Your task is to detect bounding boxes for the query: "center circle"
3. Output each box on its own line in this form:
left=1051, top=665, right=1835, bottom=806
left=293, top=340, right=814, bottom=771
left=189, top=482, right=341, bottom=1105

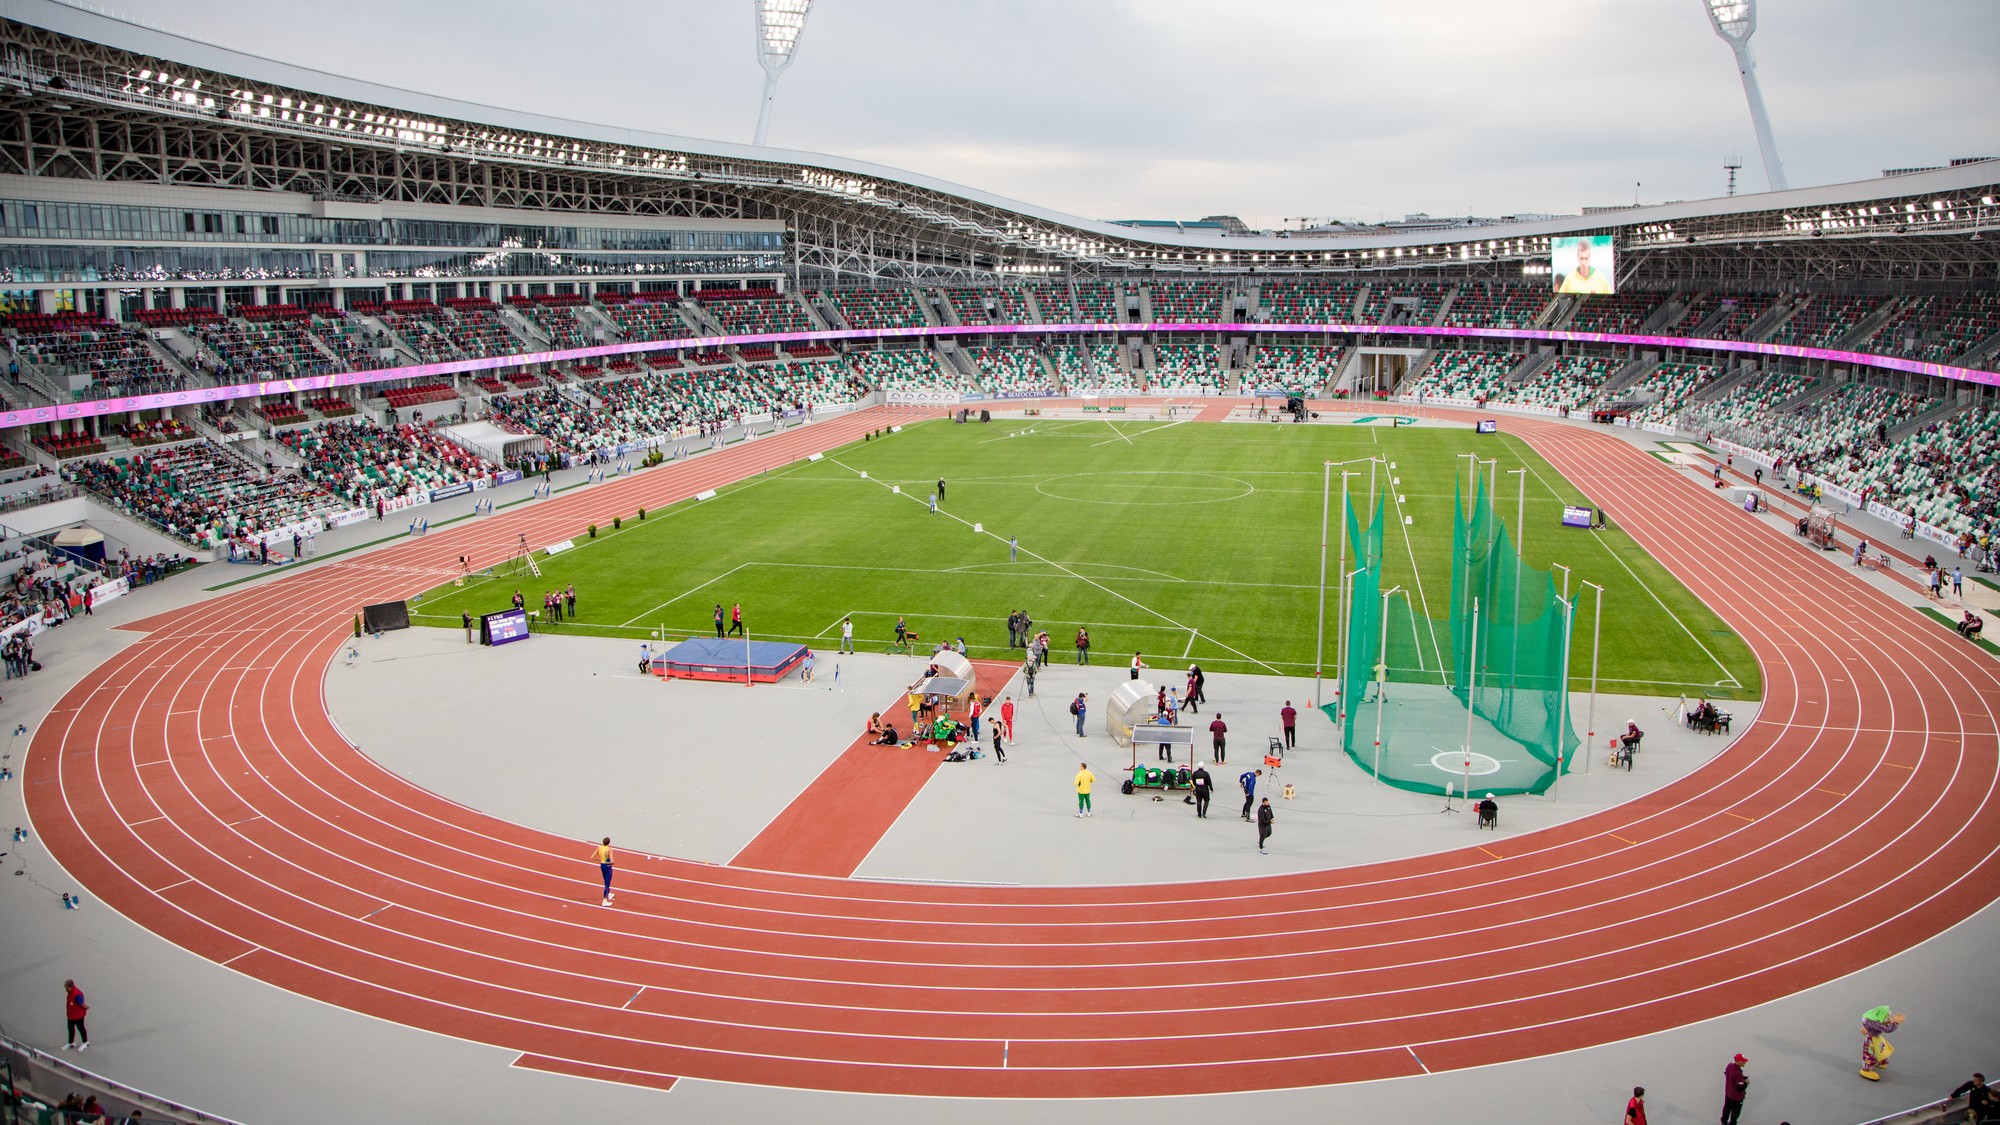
left=1034, top=471, right=1255, bottom=505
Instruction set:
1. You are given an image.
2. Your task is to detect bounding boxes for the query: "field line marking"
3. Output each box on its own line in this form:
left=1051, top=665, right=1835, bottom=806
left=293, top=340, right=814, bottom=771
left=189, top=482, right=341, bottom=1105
left=617, top=562, right=750, bottom=627
left=826, top=454, right=1286, bottom=675
left=1516, top=455, right=1741, bottom=687
left=1091, top=417, right=1191, bottom=447
left=1100, top=421, right=1134, bottom=446
left=1182, top=628, right=1199, bottom=658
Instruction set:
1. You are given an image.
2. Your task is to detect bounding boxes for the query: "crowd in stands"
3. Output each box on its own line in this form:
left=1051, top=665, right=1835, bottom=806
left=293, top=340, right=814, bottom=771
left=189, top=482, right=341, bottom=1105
left=115, top=416, right=194, bottom=447
left=10, top=315, right=188, bottom=399
left=279, top=420, right=496, bottom=507
left=64, top=442, right=336, bottom=545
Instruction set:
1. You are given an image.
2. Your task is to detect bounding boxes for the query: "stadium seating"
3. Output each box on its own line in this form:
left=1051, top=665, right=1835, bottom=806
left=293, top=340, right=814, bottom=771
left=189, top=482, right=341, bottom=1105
left=1357, top=281, right=1448, bottom=327
left=602, top=296, right=694, bottom=342
left=1764, top=294, right=1880, bottom=349
left=699, top=291, right=815, bottom=336
left=10, top=314, right=187, bottom=399
left=1566, top=293, right=1665, bottom=334
left=1072, top=282, right=1123, bottom=324
left=1440, top=284, right=1549, bottom=329
left=1627, top=362, right=1724, bottom=422
left=1408, top=350, right=1515, bottom=401
left=258, top=401, right=309, bottom=427
left=64, top=441, right=339, bottom=545
left=1147, top=281, right=1223, bottom=322
left=849, top=348, right=957, bottom=391
left=1046, top=343, right=1123, bottom=388
left=1027, top=282, right=1078, bottom=322
left=279, top=420, right=495, bottom=506
left=1498, top=354, right=1620, bottom=412
left=381, top=383, right=458, bottom=410
left=1676, top=369, right=1813, bottom=437
left=1245, top=345, right=1343, bottom=394
left=1148, top=343, right=1225, bottom=392
left=944, top=286, right=1035, bottom=327
left=971, top=347, right=1054, bottom=396
left=1866, top=294, right=2000, bottom=364
left=822, top=289, right=928, bottom=330
left=1260, top=280, right=1362, bottom=322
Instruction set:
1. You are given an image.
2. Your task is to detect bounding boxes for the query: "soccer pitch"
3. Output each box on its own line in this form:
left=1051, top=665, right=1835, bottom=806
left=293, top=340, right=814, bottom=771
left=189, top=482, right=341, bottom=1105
left=412, top=418, right=1761, bottom=699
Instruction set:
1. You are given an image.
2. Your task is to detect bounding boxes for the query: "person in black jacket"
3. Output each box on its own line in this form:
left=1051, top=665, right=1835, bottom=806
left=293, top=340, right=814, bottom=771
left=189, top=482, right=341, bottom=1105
left=1953, top=1073, right=1997, bottom=1122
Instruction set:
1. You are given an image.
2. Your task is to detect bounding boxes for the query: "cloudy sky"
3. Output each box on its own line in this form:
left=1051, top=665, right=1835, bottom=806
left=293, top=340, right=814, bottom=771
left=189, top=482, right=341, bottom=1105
left=106, top=0, right=2000, bottom=229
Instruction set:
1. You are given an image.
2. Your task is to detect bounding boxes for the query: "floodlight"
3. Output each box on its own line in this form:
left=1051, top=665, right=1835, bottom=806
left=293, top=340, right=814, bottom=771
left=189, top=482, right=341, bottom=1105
left=751, top=0, right=815, bottom=147
left=1702, top=0, right=1787, bottom=191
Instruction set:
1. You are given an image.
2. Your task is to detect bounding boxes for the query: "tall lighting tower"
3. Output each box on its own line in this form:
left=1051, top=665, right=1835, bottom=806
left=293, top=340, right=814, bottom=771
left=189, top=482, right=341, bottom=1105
left=1702, top=0, right=1787, bottom=191
left=752, top=0, right=815, bottom=147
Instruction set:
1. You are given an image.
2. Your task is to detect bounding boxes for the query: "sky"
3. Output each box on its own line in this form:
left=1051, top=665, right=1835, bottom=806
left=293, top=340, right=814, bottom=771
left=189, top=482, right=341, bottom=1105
left=97, top=0, right=2000, bottom=230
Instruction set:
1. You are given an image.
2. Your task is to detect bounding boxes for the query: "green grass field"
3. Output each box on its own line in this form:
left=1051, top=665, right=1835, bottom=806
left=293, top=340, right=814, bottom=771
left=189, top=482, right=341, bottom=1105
left=411, top=418, right=1762, bottom=699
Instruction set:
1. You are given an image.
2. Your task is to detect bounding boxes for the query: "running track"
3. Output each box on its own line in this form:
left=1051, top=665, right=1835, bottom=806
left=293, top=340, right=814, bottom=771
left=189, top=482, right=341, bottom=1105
left=25, top=404, right=2000, bottom=1097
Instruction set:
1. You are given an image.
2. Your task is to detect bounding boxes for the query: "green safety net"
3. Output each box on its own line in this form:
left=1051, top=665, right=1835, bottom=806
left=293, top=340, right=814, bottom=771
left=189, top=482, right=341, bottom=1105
left=1323, top=479, right=1579, bottom=796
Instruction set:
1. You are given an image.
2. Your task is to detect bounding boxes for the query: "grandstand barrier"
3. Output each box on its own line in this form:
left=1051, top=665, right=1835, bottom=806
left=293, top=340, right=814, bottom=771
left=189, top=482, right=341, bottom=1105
left=6, top=319, right=1994, bottom=432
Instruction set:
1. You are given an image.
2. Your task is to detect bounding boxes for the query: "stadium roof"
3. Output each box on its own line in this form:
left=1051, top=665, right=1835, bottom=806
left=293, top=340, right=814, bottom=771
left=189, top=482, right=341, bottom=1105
left=2, top=0, right=1997, bottom=284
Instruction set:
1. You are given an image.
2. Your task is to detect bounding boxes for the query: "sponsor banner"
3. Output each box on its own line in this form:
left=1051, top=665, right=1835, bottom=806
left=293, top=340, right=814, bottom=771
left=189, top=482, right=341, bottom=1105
left=994, top=390, right=1052, bottom=400
left=471, top=478, right=490, bottom=492
left=1640, top=421, right=1677, bottom=436
left=960, top=393, right=987, bottom=403
left=248, top=516, right=323, bottom=546
left=85, top=575, right=129, bottom=606
left=327, top=507, right=370, bottom=528
left=379, top=493, right=429, bottom=516
left=744, top=411, right=774, bottom=425
left=782, top=408, right=805, bottom=419
left=886, top=389, right=961, bottom=405
left=544, top=539, right=575, bottom=556
left=429, top=481, right=476, bottom=502
left=492, top=469, right=524, bottom=486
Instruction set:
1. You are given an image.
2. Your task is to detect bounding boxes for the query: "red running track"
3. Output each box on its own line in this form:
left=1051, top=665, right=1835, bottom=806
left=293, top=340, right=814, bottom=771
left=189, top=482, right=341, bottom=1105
left=25, top=404, right=2000, bottom=1097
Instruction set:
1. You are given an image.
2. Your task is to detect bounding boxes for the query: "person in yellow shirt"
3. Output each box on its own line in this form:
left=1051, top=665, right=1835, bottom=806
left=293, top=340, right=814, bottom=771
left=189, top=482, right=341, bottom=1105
left=1074, top=763, right=1096, bottom=818
left=592, top=837, right=614, bottom=906
left=1558, top=237, right=1614, bottom=295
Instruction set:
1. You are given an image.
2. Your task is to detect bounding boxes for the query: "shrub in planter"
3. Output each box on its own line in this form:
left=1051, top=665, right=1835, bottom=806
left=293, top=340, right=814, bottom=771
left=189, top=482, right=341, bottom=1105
left=638, top=507, right=647, bottom=520
left=613, top=516, right=622, bottom=530
left=588, top=524, right=598, bottom=538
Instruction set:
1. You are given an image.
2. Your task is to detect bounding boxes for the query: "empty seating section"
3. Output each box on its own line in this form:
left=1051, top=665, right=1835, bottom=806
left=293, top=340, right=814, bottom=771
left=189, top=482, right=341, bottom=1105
left=1866, top=295, right=2000, bottom=364
left=1440, top=284, right=1547, bottom=329
left=824, top=289, right=927, bottom=330
left=1028, top=283, right=1078, bottom=322
left=1499, top=355, right=1619, bottom=412
left=1677, top=370, right=1812, bottom=438
left=64, top=441, right=336, bottom=544
left=602, top=297, right=692, bottom=343
left=258, top=401, right=309, bottom=427
left=1148, top=282, right=1222, bottom=322
left=1148, top=343, right=1224, bottom=391
left=1072, top=282, right=1122, bottom=324
left=306, top=396, right=356, bottom=417
left=1780, top=383, right=1933, bottom=463
left=1409, top=350, right=1515, bottom=401
left=1627, top=363, right=1723, bottom=423
left=1567, top=293, right=1664, bottom=334
left=1359, top=282, right=1448, bottom=327
left=1685, top=293, right=1774, bottom=340
left=1765, top=295, right=1879, bottom=349
left=1047, top=343, right=1122, bottom=387
left=132, top=308, right=223, bottom=329
left=945, top=287, right=1035, bottom=327
left=1246, top=345, right=1343, bottom=394
left=972, top=347, right=1053, bottom=395
left=701, top=294, right=814, bottom=337
left=444, top=309, right=527, bottom=358
left=1261, top=281, right=1361, bottom=322
left=849, top=348, right=957, bottom=391
left=11, top=314, right=187, bottom=398
left=371, top=312, right=456, bottom=364
left=280, top=420, right=496, bottom=506
left=381, top=383, right=457, bottom=410
left=35, top=431, right=105, bottom=458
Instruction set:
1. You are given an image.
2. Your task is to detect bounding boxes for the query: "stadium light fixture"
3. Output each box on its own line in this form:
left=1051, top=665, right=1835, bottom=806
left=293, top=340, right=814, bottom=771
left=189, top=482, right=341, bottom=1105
left=1702, top=0, right=1787, bottom=191
left=751, top=0, right=815, bottom=147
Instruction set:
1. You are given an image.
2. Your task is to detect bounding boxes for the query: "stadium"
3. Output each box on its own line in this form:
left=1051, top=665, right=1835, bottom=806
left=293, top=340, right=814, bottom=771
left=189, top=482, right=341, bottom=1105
left=0, top=1, right=1996, bottom=1122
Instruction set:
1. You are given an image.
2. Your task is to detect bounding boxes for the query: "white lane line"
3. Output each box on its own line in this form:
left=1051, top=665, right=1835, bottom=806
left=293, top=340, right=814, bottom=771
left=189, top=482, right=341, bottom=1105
left=619, top=562, right=750, bottom=628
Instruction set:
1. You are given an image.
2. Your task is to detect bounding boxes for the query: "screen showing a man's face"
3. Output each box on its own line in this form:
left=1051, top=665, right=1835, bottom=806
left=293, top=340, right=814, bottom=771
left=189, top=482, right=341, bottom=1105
left=1553, top=235, right=1616, bottom=294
